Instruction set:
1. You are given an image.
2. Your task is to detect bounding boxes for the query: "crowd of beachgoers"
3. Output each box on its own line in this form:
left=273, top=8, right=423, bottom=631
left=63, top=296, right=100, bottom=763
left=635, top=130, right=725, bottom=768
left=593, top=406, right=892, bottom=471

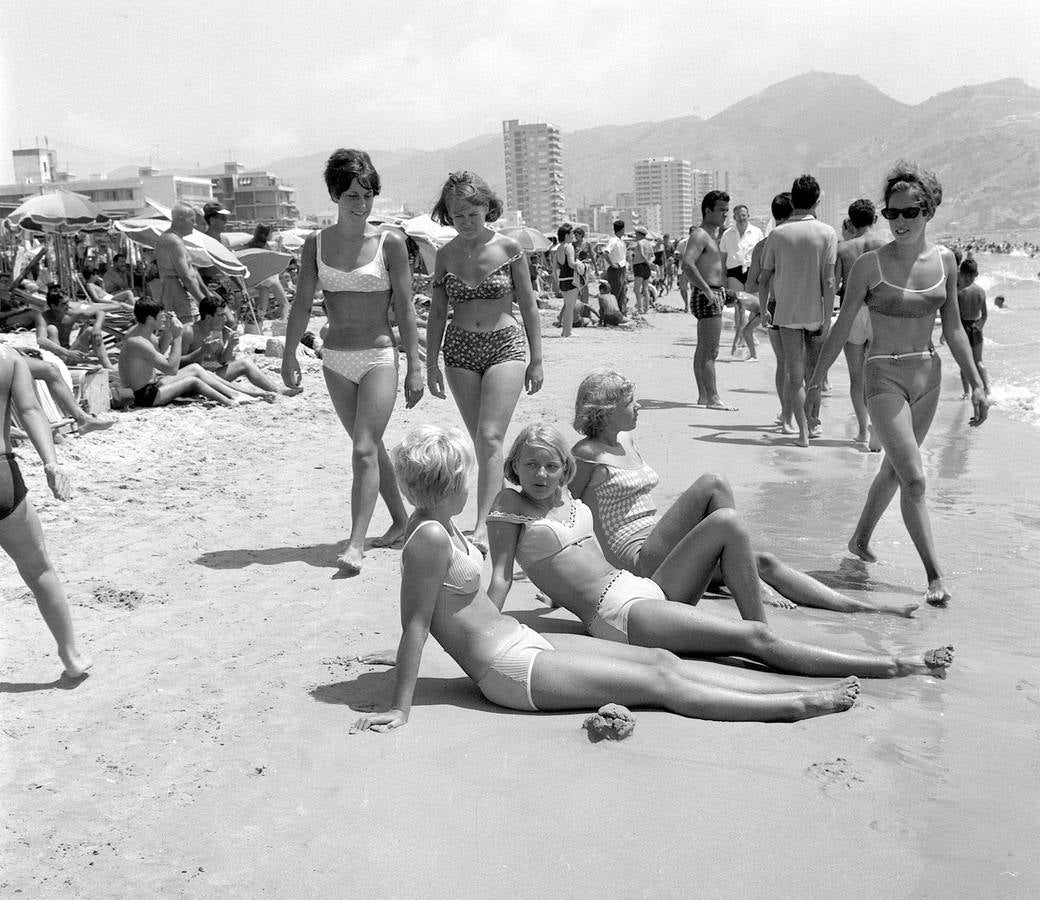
left=4, top=149, right=1000, bottom=736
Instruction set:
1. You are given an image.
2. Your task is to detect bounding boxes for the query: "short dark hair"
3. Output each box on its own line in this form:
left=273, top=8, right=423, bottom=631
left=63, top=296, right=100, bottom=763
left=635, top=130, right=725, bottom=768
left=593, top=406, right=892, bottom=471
left=771, top=192, right=794, bottom=223
left=324, top=148, right=381, bottom=202
left=701, top=190, right=729, bottom=216
left=959, top=257, right=978, bottom=279
left=847, top=199, right=876, bottom=228
left=46, top=284, right=64, bottom=305
left=113, top=252, right=126, bottom=263
left=199, top=296, right=225, bottom=319
left=133, top=297, right=164, bottom=323
left=733, top=204, right=748, bottom=216
left=790, top=175, right=820, bottom=208
left=557, top=222, right=573, bottom=242
left=574, top=227, right=585, bottom=238
left=613, top=219, right=625, bottom=235
left=431, top=171, right=502, bottom=226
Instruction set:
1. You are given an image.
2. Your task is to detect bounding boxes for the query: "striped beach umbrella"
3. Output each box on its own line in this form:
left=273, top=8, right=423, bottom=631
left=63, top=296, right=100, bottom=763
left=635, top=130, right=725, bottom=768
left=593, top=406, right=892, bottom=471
left=6, top=190, right=110, bottom=234
left=115, top=218, right=248, bottom=277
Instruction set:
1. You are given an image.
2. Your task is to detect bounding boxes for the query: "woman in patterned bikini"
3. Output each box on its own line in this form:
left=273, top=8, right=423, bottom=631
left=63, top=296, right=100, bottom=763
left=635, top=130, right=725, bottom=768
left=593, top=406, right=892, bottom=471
left=568, top=371, right=918, bottom=616
left=806, top=161, right=989, bottom=607
left=282, top=149, right=424, bottom=575
left=425, top=171, right=544, bottom=554
left=486, top=425, right=954, bottom=680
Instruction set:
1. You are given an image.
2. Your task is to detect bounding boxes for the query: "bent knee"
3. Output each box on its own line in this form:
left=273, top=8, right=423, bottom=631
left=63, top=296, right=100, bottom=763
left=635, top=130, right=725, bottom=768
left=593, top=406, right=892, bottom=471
left=756, top=551, right=780, bottom=577
left=706, top=507, right=746, bottom=536
left=698, top=472, right=730, bottom=496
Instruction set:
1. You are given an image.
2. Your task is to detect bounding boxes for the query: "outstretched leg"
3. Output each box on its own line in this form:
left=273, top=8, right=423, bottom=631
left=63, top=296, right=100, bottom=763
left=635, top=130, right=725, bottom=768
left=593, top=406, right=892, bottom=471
left=0, top=500, right=91, bottom=678
left=625, top=600, right=953, bottom=678
left=532, top=635, right=858, bottom=721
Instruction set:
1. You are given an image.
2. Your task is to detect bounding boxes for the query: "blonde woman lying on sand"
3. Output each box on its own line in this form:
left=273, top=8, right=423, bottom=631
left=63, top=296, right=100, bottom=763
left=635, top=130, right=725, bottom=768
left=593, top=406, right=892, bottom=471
left=569, top=371, right=918, bottom=617
left=805, top=161, right=989, bottom=607
left=485, top=425, right=953, bottom=680
left=350, top=425, right=862, bottom=731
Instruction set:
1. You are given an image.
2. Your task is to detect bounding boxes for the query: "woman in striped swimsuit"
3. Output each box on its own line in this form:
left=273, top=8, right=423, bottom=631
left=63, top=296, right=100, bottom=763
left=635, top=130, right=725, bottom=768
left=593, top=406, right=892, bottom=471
left=569, top=371, right=919, bottom=617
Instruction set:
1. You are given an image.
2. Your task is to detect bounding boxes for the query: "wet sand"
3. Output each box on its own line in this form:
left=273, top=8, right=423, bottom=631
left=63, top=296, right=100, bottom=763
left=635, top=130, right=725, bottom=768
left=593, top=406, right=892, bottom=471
left=2, top=302, right=1037, bottom=897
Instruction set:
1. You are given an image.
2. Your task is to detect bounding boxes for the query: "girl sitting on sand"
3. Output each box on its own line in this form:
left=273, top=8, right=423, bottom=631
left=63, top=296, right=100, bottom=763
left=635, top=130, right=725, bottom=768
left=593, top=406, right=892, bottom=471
left=569, top=371, right=917, bottom=617
left=805, top=161, right=989, bottom=607
left=424, top=171, right=544, bottom=554
left=350, top=425, right=862, bottom=731
left=486, top=424, right=953, bottom=679
left=281, top=149, right=425, bottom=575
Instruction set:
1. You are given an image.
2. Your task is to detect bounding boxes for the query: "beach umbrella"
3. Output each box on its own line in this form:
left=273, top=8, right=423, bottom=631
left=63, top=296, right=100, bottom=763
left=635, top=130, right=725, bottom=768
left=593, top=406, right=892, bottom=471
left=6, top=190, right=110, bottom=234
left=114, top=218, right=248, bottom=277
left=236, top=248, right=293, bottom=288
left=400, top=213, right=457, bottom=248
left=498, top=225, right=551, bottom=252
left=222, top=232, right=253, bottom=250
left=275, top=230, right=306, bottom=251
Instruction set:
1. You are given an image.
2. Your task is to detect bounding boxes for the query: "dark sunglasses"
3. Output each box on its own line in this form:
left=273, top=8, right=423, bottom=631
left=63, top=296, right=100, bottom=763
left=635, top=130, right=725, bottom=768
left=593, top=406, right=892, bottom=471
left=881, top=207, right=924, bottom=220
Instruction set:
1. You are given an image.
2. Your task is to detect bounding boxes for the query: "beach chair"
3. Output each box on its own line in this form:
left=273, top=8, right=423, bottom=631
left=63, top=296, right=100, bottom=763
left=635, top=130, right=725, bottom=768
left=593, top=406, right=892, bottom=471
left=10, top=376, right=78, bottom=440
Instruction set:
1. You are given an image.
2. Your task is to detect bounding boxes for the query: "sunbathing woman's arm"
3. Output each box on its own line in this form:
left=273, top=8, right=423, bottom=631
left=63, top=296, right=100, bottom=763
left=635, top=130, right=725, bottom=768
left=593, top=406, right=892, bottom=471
left=351, top=528, right=451, bottom=733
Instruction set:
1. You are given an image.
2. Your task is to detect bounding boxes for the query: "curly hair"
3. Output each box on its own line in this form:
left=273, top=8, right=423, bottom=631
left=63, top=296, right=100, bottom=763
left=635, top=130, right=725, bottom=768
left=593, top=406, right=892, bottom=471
left=391, top=425, right=474, bottom=511
left=503, top=424, right=576, bottom=487
left=882, top=160, right=943, bottom=216
left=573, top=370, right=635, bottom=438
left=431, top=171, right=503, bottom=226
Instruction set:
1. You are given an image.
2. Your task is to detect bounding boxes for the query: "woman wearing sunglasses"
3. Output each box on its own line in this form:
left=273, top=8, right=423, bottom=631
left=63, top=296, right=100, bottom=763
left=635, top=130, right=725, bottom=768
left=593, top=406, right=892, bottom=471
left=805, top=161, right=988, bottom=608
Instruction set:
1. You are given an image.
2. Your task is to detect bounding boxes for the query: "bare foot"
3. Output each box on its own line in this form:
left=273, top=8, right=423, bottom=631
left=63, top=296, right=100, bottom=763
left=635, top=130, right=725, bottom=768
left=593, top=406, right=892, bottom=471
left=896, top=645, right=955, bottom=678
left=235, top=394, right=257, bottom=405
left=760, top=581, right=796, bottom=610
left=802, top=679, right=860, bottom=718
left=925, top=579, right=951, bottom=607
left=854, top=430, right=869, bottom=444
left=280, top=385, right=304, bottom=396
left=886, top=602, right=920, bottom=618
left=78, top=416, right=116, bottom=434
left=847, top=535, right=877, bottom=562
left=794, top=433, right=810, bottom=448
left=357, top=649, right=397, bottom=666
left=868, top=425, right=883, bottom=453
left=469, top=529, right=489, bottom=558
left=808, top=424, right=823, bottom=439
left=337, top=546, right=363, bottom=575
left=60, top=652, right=93, bottom=679
left=706, top=401, right=739, bottom=411
left=371, top=523, right=407, bottom=549
left=779, top=422, right=796, bottom=435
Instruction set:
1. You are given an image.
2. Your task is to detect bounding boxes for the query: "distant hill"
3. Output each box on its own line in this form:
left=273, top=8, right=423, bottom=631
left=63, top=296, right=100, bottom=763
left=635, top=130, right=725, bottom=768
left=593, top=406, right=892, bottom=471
left=110, top=72, right=1039, bottom=231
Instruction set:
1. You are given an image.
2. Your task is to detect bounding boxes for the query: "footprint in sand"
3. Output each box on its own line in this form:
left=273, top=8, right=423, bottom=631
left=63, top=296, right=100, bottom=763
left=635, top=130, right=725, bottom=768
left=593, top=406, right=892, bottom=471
left=805, top=757, right=866, bottom=795
left=1015, top=679, right=1039, bottom=705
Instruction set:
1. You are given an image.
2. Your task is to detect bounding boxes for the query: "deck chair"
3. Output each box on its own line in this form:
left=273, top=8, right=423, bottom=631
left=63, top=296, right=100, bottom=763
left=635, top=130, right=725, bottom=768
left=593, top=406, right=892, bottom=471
left=10, top=376, right=78, bottom=440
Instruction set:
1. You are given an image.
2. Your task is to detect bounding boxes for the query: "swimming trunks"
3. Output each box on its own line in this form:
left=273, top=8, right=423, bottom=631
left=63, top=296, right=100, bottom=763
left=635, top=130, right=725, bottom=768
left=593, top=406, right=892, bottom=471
left=441, top=253, right=523, bottom=304
left=586, top=569, right=667, bottom=643
left=316, top=230, right=391, bottom=293
left=726, top=265, right=748, bottom=286
left=633, top=261, right=652, bottom=280
left=475, top=623, right=553, bottom=711
left=691, top=286, right=725, bottom=319
left=556, top=249, right=576, bottom=292
left=132, top=380, right=161, bottom=408
left=0, top=452, right=28, bottom=520
left=159, top=276, right=199, bottom=321
left=322, top=346, right=398, bottom=385
left=864, top=348, right=941, bottom=405
left=442, top=323, right=526, bottom=374
left=961, top=319, right=983, bottom=347
left=864, top=248, right=946, bottom=318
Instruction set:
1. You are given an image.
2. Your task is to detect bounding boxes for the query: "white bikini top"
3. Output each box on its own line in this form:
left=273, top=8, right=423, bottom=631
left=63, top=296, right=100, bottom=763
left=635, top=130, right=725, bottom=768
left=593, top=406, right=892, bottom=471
left=316, top=229, right=391, bottom=293
left=402, top=520, right=483, bottom=595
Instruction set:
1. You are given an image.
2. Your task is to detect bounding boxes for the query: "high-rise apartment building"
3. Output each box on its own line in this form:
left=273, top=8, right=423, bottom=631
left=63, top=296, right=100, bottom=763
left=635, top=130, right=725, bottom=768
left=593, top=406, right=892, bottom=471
left=502, top=119, right=565, bottom=232
left=817, top=165, right=861, bottom=231
left=12, top=147, right=58, bottom=184
left=634, top=157, right=692, bottom=235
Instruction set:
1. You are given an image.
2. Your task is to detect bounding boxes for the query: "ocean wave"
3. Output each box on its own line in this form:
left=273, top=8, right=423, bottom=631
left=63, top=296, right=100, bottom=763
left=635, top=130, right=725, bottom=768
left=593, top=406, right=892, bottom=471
left=989, top=379, right=1040, bottom=429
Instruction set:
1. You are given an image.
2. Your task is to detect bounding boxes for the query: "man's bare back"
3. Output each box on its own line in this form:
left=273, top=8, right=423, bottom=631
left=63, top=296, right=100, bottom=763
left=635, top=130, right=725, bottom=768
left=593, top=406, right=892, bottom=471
left=837, top=232, right=887, bottom=291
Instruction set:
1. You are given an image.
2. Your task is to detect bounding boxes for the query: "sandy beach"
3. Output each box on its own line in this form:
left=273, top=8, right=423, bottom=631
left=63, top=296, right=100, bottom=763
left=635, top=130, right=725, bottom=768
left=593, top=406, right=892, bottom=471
left=2, top=302, right=1038, bottom=898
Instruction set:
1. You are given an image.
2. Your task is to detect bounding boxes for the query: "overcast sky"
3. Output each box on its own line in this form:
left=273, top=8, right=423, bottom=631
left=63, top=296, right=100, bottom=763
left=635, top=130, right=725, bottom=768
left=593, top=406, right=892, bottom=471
left=1, top=0, right=1037, bottom=182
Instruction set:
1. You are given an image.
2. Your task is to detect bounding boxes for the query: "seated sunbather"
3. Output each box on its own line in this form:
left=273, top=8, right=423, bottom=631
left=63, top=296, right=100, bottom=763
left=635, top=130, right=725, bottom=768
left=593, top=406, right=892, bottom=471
left=118, top=297, right=267, bottom=409
left=84, top=273, right=134, bottom=310
left=43, top=285, right=114, bottom=370
left=183, top=297, right=300, bottom=396
left=10, top=348, right=114, bottom=435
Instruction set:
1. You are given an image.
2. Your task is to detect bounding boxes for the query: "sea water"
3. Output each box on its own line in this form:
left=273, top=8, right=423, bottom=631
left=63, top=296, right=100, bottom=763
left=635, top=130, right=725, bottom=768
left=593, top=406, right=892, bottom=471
left=972, top=251, right=1040, bottom=429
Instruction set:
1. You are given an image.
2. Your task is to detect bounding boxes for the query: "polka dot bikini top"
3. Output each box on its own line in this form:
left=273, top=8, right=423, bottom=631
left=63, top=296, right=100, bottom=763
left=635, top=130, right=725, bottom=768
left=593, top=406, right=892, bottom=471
left=440, top=252, right=523, bottom=304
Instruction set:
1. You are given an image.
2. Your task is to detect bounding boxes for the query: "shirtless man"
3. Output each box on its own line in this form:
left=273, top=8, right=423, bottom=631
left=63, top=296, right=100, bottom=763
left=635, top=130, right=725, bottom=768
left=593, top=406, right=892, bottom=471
left=682, top=190, right=736, bottom=410
left=119, top=297, right=260, bottom=408
left=43, top=285, right=114, bottom=370
left=156, top=202, right=211, bottom=353
left=957, top=257, right=989, bottom=396
left=0, top=345, right=91, bottom=679
left=836, top=199, right=887, bottom=445
left=184, top=297, right=298, bottom=396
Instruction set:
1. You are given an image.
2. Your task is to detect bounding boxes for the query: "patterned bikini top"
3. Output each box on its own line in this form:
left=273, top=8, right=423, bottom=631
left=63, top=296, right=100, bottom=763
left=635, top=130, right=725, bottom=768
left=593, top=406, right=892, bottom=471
left=316, top=229, right=391, bottom=293
left=402, top=520, right=483, bottom=595
left=441, top=252, right=523, bottom=304
left=589, top=461, right=659, bottom=555
left=864, top=247, right=946, bottom=318
left=487, top=494, right=597, bottom=569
